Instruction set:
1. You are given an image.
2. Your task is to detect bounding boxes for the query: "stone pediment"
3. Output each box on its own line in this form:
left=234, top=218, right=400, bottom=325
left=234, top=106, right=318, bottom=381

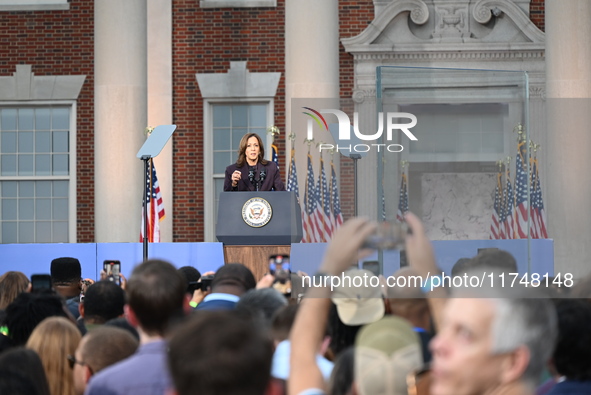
left=342, top=0, right=544, bottom=54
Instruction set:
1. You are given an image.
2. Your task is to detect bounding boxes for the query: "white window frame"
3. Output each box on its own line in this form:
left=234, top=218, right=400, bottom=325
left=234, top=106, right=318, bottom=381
left=0, top=101, right=77, bottom=243
left=0, top=0, right=69, bottom=11
left=203, top=98, right=274, bottom=242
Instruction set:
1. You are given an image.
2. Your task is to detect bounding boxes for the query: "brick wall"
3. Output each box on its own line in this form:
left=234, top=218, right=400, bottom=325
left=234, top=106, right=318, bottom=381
left=0, top=0, right=545, bottom=243
left=338, top=0, right=376, bottom=221
left=530, top=0, right=545, bottom=31
left=0, top=1, right=95, bottom=242
left=172, top=0, right=286, bottom=241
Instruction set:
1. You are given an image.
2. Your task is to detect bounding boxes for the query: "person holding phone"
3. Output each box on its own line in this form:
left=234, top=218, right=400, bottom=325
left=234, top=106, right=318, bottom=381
left=223, top=133, right=285, bottom=192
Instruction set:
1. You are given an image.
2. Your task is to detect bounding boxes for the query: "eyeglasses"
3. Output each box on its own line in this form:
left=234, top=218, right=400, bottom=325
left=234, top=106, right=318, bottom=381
left=67, top=355, right=93, bottom=374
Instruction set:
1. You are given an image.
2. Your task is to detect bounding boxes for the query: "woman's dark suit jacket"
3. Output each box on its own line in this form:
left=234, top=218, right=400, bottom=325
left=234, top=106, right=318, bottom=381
left=223, top=161, right=286, bottom=192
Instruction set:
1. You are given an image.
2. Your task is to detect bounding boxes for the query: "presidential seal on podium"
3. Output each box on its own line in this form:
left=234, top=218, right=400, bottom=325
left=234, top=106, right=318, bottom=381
left=242, top=197, right=272, bottom=228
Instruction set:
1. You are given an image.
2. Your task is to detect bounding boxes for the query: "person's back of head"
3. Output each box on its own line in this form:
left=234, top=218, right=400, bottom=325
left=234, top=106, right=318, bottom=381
left=487, top=292, right=557, bottom=387
left=271, top=304, right=299, bottom=344
left=26, top=316, right=82, bottom=395
left=82, top=281, right=125, bottom=324
left=72, top=326, right=139, bottom=395
left=551, top=299, right=591, bottom=381
left=168, top=311, right=273, bottom=395
left=329, top=346, right=355, bottom=395
left=126, top=259, right=186, bottom=336
left=387, top=267, right=431, bottom=331
left=461, top=249, right=518, bottom=275
left=81, top=326, right=139, bottom=373
left=0, top=271, right=29, bottom=310
left=51, top=257, right=82, bottom=299
left=328, top=303, right=362, bottom=358
left=0, top=347, right=50, bottom=395
left=5, top=292, right=68, bottom=346
left=177, top=266, right=201, bottom=296
left=210, top=263, right=256, bottom=296
left=235, top=288, right=288, bottom=327
left=450, top=257, right=471, bottom=278
left=50, top=257, right=81, bottom=284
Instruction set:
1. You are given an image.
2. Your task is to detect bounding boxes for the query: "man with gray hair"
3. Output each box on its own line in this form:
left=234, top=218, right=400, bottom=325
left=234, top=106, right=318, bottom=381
left=430, top=289, right=557, bottom=395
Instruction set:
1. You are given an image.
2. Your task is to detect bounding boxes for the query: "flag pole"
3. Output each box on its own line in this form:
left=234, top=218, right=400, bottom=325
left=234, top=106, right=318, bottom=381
left=141, top=126, right=154, bottom=262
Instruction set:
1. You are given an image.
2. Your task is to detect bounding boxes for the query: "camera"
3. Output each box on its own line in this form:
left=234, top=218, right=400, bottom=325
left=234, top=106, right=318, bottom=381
left=190, top=274, right=214, bottom=292
left=362, top=221, right=407, bottom=250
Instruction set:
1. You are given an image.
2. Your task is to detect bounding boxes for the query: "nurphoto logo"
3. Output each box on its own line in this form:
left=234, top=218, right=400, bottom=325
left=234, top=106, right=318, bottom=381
left=302, top=107, right=418, bottom=154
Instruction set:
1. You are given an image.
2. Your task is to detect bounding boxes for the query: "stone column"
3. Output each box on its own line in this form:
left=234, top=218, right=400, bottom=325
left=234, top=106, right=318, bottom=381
left=285, top=0, right=340, bottom=195
left=147, top=0, right=173, bottom=242
left=545, top=0, right=591, bottom=278
left=94, top=0, right=147, bottom=242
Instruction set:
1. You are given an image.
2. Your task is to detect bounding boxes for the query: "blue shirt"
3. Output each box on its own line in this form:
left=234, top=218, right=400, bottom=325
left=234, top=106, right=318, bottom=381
left=546, top=380, right=591, bottom=395
left=85, top=340, right=171, bottom=395
left=195, top=293, right=240, bottom=311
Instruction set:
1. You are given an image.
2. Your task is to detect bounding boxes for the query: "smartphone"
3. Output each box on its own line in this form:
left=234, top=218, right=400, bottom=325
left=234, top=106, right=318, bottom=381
left=269, top=255, right=290, bottom=283
left=31, top=274, right=52, bottom=293
left=103, top=260, right=121, bottom=286
left=363, top=221, right=407, bottom=250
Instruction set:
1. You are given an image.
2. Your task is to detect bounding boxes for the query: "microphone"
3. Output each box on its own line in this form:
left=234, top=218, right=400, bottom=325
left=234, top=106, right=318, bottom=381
left=248, top=166, right=259, bottom=190
left=248, top=167, right=255, bottom=185
left=260, top=169, right=267, bottom=183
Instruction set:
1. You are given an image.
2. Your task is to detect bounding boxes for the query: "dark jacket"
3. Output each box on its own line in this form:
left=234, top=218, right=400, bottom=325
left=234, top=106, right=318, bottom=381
left=223, top=161, right=285, bottom=192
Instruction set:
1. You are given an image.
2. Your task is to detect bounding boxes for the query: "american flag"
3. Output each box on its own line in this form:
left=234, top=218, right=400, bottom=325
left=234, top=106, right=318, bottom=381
left=530, top=157, right=548, bottom=238
left=286, top=148, right=305, bottom=243
left=504, top=167, right=515, bottom=239
left=499, top=171, right=508, bottom=239
left=396, top=171, right=408, bottom=222
left=514, top=141, right=529, bottom=238
left=529, top=157, right=539, bottom=239
left=272, top=144, right=279, bottom=167
left=489, top=170, right=503, bottom=240
left=318, top=157, right=333, bottom=241
left=140, top=160, right=165, bottom=243
left=286, top=149, right=300, bottom=201
left=303, top=154, right=321, bottom=243
left=330, top=161, right=344, bottom=229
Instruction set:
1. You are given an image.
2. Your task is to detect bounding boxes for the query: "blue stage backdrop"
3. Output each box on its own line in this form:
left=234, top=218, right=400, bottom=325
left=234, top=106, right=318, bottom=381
left=0, top=240, right=553, bottom=280
left=0, top=243, right=225, bottom=280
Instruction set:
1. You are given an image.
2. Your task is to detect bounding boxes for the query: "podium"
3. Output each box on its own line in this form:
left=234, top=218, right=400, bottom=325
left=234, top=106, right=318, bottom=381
left=216, top=191, right=302, bottom=279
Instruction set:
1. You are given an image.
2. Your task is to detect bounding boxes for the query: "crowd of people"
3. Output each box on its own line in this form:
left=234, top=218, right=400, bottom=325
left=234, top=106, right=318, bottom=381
left=0, top=213, right=590, bottom=395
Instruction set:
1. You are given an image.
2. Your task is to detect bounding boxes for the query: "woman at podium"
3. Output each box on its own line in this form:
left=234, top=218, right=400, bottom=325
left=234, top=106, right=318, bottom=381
left=224, top=133, right=286, bottom=192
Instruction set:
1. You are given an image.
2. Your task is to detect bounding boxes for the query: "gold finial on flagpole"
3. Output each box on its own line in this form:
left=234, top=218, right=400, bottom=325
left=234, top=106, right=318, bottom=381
left=267, top=126, right=280, bottom=143
left=304, top=137, right=314, bottom=152
left=505, top=156, right=512, bottom=167
left=288, top=131, right=296, bottom=142
left=496, top=159, right=504, bottom=171
left=145, top=126, right=154, bottom=137
left=513, top=123, right=525, bottom=142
